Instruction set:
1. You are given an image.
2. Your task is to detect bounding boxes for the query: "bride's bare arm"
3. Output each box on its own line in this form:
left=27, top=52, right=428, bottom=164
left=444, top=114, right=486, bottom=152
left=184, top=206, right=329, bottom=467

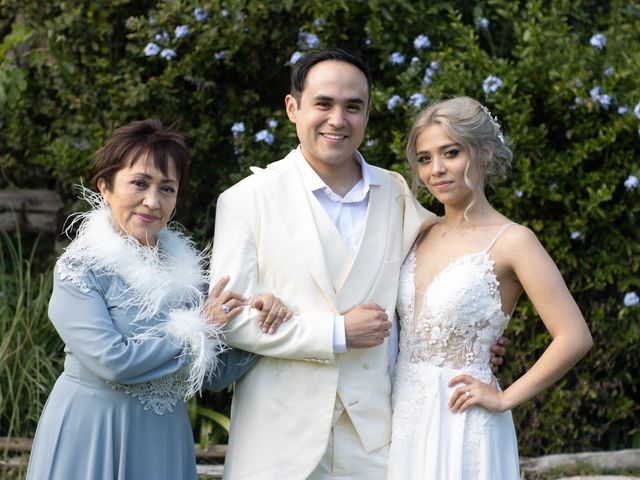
left=448, top=225, right=592, bottom=413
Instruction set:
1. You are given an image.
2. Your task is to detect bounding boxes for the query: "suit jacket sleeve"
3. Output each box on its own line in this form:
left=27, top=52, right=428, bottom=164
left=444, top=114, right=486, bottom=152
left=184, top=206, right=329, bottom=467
left=210, top=181, right=335, bottom=363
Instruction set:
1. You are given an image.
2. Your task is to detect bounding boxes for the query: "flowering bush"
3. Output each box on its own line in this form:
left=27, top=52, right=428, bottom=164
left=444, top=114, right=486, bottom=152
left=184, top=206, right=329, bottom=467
left=1, top=0, right=639, bottom=455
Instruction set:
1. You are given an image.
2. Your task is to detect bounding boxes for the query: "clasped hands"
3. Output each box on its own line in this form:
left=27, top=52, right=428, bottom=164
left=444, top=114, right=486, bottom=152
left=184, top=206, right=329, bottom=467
left=203, top=276, right=292, bottom=333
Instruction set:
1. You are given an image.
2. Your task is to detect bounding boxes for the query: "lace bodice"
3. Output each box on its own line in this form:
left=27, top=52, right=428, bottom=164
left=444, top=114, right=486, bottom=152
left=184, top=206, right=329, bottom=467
left=397, top=238, right=511, bottom=373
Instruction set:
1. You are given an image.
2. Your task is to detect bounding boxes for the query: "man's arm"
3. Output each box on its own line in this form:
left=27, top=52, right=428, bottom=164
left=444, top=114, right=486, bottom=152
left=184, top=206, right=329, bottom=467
left=210, top=184, right=336, bottom=363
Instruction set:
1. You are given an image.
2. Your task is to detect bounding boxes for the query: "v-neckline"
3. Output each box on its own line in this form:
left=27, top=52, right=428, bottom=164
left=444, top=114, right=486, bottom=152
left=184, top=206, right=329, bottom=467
left=408, top=247, right=497, bottom=331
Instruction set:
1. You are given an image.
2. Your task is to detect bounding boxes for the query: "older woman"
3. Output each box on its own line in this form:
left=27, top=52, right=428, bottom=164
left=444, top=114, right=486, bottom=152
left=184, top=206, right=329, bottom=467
left=26, top=120, right=289, bottom=479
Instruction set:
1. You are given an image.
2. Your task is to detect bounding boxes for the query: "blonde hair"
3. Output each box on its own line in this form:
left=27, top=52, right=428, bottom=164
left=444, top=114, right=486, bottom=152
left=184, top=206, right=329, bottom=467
left=406, top=97, right=512, bottom=207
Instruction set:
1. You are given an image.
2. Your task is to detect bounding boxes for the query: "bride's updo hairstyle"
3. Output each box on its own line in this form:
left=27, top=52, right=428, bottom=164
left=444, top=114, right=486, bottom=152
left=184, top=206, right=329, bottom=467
left=91, top=119, right=190, bottom=211
left=405, top=96, right=512, bottom=198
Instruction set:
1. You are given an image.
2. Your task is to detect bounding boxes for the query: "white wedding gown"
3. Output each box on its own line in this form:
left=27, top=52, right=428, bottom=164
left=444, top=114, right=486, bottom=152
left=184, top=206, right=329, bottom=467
left=389, top=226, right=520, bottom=479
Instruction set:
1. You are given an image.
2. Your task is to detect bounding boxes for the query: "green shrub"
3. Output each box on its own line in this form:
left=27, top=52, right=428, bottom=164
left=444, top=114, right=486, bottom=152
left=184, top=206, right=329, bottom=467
left=0, top=231, right=61, bottom=439
left=1, top=0, right=638, bottom=455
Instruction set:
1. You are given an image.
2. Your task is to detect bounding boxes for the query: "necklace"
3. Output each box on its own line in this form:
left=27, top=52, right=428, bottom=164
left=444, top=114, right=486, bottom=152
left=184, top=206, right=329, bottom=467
left=438, top=212, right=488, bottom=237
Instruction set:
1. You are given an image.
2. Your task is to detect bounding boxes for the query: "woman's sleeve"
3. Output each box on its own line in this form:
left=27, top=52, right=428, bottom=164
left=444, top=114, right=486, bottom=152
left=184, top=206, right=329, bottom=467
left=204, top=349, right=258, bottom=392
left=49, top=263, right=187, bottom=385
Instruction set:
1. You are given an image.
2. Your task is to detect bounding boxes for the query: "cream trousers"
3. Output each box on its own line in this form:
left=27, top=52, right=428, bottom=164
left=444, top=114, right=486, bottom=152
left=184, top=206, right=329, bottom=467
left=307, top=397, right=389, bottom=480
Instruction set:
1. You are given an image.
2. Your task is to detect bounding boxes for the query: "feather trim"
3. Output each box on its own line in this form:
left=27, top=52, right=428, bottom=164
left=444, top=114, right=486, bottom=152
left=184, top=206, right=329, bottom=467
left=60, top=187, right=225, bottom=397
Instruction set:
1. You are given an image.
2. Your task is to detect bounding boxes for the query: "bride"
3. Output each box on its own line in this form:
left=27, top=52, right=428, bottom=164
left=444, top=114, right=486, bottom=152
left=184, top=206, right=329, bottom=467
left=388, top=97, right=592, bottom=479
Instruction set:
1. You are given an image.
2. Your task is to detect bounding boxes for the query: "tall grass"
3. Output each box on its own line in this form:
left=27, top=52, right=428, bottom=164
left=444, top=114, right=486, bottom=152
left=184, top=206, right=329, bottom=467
left=0, top=231, right=61, bottom=441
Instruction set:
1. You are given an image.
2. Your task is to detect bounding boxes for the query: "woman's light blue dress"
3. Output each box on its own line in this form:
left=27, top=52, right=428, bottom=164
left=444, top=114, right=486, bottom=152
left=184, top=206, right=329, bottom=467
left=26, top=252, right=255, bottom=479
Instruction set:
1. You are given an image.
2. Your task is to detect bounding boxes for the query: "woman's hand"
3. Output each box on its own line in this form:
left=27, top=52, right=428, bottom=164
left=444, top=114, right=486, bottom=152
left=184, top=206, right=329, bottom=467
left=251, top=294, right=293, bottom=334
left=203, top=276, right=246, bottom=327
left=448, top=374, right=508, bottom=413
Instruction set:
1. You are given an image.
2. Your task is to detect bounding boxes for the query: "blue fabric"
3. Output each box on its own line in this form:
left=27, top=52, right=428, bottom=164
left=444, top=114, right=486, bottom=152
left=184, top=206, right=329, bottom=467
left=26, top=262, right=256, bottom=480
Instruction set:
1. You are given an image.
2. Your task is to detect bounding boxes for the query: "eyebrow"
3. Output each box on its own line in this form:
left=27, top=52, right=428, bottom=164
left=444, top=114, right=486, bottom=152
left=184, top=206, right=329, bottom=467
left=313, top=94, right=366, bottom=105
left=416, top=143, right=461, bottom=155
left=131, top=172, right=178, bottom=184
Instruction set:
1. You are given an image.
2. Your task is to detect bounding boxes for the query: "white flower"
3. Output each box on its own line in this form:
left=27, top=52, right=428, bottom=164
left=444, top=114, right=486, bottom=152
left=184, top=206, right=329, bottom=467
left=266, top=118, right=278, bottom=129
left=175, top=25, right=189, bottom=39
left=618, top=105, right=629, bottom=115
left=515, top=190, right=523, bottom=198
left=624, top=175, right=639, bottom=191
left=255, top=129, right=274, bottom=145
left=477, top=17, right=490, bottom=30
left=634, top=102, right=640, bottom=119
left=603, top=66, right=615, bottom=77
left=389, top=52, right=405, bottom=65
left=231, top=122, right=245, bottom=137
left=482, top=75, right=503, bottom=94
left=312, top=18, right=324, bottom=27
left=365, top=139, right=375, bottom=147
left=410, top=56, right=420, bottom=66
left=221, top=8, right=229, bottom=17
left=194, top=7, right=208, bottom=22
left=214, top=50, right=227, bottom=60
left=160, top=48, right=177, bottom=60
left=409, top=92, right=427, bottom=108
left=589, top=33, right=607, bottom=49
left=570, top=230, right=582, bottom=240
left=623, top=291, right=639, bottom=307
left=154, top=31, right=169, bottom=43
left=413, top=34, right=431, bottom=50
left=289, top=51, right=303, bottom=65
left=387, top=95, right=402, bottom=111
left=144, top=42, right=160, bottom=56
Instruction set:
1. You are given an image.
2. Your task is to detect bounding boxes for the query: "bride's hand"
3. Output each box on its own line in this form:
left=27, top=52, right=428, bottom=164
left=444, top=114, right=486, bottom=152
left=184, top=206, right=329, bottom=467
left=448, top=374, right=507, bottom=413
left=203, top=276, right=247, bottom=327
left=250, top=294, right=293, bottom=334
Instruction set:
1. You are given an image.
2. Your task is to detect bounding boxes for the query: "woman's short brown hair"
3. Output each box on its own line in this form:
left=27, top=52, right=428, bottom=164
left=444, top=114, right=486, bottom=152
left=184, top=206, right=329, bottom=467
left=91, top=119, right=190, bottom=211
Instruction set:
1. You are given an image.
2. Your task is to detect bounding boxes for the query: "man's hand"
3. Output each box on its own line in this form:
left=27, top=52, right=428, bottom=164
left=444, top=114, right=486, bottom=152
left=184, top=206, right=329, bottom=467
left=344, top=304, right=391, bottom=348
left=490, top=336, right=507, bottom=373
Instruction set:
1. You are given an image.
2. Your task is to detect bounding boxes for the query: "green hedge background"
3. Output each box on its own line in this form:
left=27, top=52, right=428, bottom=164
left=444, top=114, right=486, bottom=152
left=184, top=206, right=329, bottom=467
left=1, top=0, right=639, bottom=456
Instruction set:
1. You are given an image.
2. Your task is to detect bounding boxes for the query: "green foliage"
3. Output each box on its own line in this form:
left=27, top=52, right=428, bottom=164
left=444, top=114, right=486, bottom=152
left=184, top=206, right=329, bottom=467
left=1, top=0, right=639, bottom=455
left=0, top=231, right=61, bottom=439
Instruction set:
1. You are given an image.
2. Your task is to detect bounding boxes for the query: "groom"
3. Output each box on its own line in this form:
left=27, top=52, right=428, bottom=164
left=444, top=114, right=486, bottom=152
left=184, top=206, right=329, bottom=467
left=211, top=48, right=498, bottom=479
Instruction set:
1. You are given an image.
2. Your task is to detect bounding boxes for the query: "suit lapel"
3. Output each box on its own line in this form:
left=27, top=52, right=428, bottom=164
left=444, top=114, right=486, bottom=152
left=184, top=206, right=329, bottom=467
left=306, top=196, right=354, bottom=292
left=336, top=179, right=390, bottom=300
left=266, top=153, right=339, bottom=308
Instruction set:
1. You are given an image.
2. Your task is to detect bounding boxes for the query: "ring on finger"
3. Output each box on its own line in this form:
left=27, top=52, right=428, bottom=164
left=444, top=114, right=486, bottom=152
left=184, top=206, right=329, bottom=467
left=465, top=391, right=472, bottom=399
left=222, top=304, right=231, bottom=314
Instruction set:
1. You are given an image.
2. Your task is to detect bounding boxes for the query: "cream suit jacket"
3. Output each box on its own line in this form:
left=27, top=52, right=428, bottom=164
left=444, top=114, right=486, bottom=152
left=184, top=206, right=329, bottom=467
left=211, top=149, right=436, bottom=479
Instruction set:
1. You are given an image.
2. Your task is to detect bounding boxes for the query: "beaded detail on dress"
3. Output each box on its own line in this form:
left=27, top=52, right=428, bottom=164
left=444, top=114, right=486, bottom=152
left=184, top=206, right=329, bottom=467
left=57, top=257, right=92, bottom=294
left=397, top=248, right=510, bottom=371
left=109, top=370, right=187, bottom=415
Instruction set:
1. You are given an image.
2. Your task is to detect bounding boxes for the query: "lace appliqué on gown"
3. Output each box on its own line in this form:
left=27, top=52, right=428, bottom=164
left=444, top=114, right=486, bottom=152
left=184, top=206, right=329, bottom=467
left=397, top=249, right=510, bottom=373
left=109, top=370, right=187, bottom=415
left=57, top=257, right=92, bottom=293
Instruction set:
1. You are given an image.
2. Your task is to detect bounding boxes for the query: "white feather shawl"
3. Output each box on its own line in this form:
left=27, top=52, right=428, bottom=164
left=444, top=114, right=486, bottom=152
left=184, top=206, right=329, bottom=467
left=61, top=190, right=226, bottom=399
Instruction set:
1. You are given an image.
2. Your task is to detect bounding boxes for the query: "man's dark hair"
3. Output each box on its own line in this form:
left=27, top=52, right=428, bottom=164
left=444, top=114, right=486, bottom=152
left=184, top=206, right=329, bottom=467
left=290, top=48, right=372, bottom=103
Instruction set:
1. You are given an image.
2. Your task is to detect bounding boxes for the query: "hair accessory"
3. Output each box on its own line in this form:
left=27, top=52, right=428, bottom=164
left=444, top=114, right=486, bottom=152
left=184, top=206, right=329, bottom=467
left=480, top=104, right=506, bottom=144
